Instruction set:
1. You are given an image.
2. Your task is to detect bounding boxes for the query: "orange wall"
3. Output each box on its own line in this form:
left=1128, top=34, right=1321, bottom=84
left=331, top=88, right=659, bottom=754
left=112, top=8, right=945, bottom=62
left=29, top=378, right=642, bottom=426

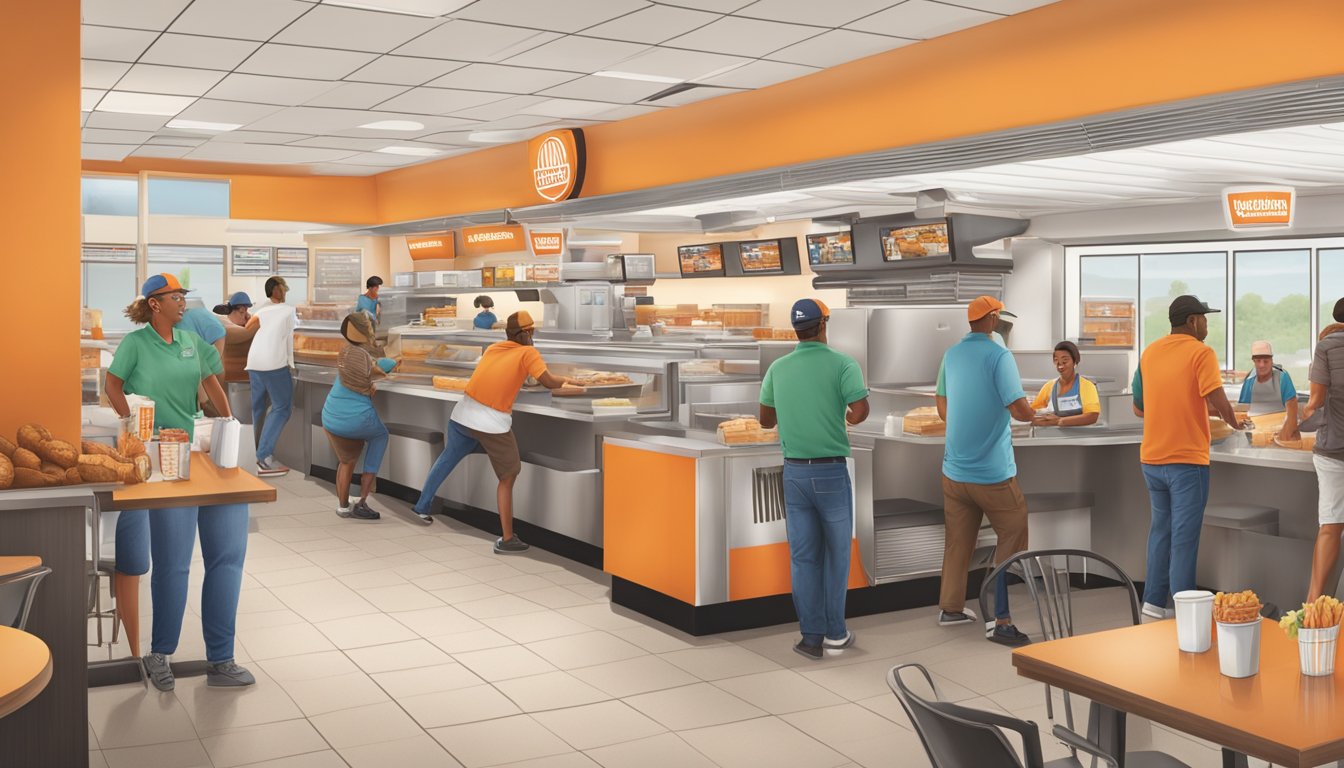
left=4, top=1, right=80, bottom=444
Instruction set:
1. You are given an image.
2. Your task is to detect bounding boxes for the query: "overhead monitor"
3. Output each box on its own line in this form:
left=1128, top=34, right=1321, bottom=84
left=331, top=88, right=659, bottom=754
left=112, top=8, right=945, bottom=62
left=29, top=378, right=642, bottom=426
left=678, top=243, right=725, bottom=277
left=738, top=239, right=784, bottom=274
left=805, top=231, right=854, bottom=266
left=879, top=220, right=951, bottom=261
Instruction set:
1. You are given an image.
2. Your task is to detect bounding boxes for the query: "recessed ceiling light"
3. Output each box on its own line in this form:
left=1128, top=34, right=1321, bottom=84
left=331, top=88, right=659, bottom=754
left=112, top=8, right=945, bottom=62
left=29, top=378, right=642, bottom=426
left=376, top=145, right=441, bottom=156
left=594, top=71, right=684, bottom=85
left=359, top=119, right=425, bottom=131
left=166, top=118, right=242, bottom=132
left=95, top=92, right=196, bottom=117
left=467, top=130, right=532, bottom=144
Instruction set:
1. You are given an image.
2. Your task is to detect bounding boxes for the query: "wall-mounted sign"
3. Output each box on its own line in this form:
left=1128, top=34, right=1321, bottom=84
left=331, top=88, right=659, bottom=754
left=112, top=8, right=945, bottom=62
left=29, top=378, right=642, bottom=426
left=528, top=129, right=585, bottom=203
left=313, top=248, right=362, bottom=304
left=406, top=233, right=455, bottom=261
left=231, top=246, right=274, bottom=276
left=460, top=224, right=525, bottom=257
left=276, top=247, right=309, bottom=277
left=527, top=230, right=565, bottom=257
left=1223, top=186, right=1295, bottom=229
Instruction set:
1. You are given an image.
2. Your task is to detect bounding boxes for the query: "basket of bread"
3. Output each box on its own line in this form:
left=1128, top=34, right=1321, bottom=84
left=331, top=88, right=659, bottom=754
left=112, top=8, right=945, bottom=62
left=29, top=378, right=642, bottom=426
left=1214, top=590, right=1263, bottom=678
left=716, top=417, right=779, bottom=446
left=0, top=422, right=150, bottom=490
left=903, top=406, right=946, bottom=436
left=1279, top=595, right=1343, bottom=676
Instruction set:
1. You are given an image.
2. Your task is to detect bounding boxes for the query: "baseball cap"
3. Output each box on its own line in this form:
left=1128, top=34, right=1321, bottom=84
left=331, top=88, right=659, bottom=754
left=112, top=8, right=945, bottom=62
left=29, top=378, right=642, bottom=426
left=1250, top=340, right=1273, bottom=357
left=1168, top=294, right=1220, bottom=325
left=141, top=273, right=190, bottom=299
left=967, top=295, right=1016, bottom=322
left=790, top=298, right=830, bottom=329
left=506, top=310, right=535, bottom=334
left=227, top=291, right=252, bottom=307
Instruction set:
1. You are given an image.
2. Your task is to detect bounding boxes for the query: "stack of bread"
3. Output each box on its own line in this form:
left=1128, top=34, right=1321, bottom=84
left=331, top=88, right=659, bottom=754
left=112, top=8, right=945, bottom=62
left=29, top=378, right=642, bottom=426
left=422, top=306, right=456, bottom=324
left=716, top=417, right=778, bottom=445
left=0, top=423, right=150, bottom=490
left=1208, top=418, right=1235, bottom=443
left=903, top=406, right=946, bottom=436
left=432, top=376, right=470, bottom=392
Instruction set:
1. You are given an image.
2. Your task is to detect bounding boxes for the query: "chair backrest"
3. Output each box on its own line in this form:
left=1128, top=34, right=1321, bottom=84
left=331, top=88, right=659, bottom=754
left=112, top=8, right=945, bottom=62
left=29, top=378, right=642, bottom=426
left=978, top=548, right=1140, bottom=642
left=887, top=664, right=1027, bottom=768
left=0, top=567, right=52, bottom=630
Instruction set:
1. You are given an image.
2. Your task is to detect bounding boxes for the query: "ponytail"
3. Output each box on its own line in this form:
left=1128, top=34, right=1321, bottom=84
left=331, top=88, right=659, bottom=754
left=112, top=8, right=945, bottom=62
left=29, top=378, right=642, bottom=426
left=124, top=296, right=153, bottom=325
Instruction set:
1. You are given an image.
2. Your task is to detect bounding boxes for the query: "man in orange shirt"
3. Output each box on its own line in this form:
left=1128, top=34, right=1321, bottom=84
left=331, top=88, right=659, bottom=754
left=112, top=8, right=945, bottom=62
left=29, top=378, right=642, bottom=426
left=413, top=311, right=581, bottom=553
left=1131, top=295, right=1250, bottom=619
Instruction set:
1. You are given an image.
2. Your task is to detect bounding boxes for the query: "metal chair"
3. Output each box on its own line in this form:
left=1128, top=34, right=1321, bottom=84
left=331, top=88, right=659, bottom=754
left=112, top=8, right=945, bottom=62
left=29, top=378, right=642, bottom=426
left=0, top=565, right=52, bottom=630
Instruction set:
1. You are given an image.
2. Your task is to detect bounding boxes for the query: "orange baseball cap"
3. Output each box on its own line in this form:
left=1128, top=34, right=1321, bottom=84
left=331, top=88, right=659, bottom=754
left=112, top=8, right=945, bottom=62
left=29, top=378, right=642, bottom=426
left=967, top=295, right=1015, bottom=322
left=506, top=310, right=535, bottom=334
left=141, top=273, right=189, bottom=298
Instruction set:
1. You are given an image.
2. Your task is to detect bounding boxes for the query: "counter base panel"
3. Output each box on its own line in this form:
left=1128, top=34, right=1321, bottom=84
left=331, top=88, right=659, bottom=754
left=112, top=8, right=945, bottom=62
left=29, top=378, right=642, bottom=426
left=728, top=541, right=866, bottom=602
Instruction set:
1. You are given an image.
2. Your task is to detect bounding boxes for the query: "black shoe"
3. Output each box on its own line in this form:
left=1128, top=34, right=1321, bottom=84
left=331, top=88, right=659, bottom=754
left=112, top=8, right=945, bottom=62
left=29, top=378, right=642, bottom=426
left=350, top=501, right=380, bottom=520
left=988, top=623, right=1031, bottom=647
left=938, top=609, right=977, bottom=626
left=793, top=639, right=823, bottom=660
left=494, top=536, right=530, bottom=554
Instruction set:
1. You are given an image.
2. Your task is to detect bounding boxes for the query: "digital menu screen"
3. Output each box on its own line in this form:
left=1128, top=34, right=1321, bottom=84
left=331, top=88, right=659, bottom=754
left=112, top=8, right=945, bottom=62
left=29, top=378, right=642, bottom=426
left=805, top=232, right=854, bottom=265
left=738, top=239, right=783, bottom=273
left=879, top=221, right=950, bottom=261
left=678, top=243, right=724, bottom=276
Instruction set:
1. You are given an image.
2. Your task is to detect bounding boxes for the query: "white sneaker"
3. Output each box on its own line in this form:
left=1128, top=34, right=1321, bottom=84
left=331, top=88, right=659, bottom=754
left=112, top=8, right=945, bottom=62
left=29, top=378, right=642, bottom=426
left=1141, top=602, right=1174, bottom=620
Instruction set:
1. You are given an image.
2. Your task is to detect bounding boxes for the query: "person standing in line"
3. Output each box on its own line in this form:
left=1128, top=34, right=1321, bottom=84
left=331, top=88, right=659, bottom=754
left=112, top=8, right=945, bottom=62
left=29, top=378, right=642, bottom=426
left=246, top=276, right=297, bottom=476
left=413, top=312, right=582, bottom=553
left=934, top=296, right=1035, bottom=646
left=758, top=299, right=869, bottom=660
left=1305, top=301, right=1344, bottom=600
left=322, top=312, right=396, bottom=521
left=357, top=276, right=382, bottom=325
left=1131, top=295, right=1249, bottom=619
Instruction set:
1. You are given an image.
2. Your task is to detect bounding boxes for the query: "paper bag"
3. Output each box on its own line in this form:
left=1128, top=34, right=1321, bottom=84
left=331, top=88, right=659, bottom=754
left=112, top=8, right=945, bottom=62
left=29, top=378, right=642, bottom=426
left=210, top=417, right=242, bottom=469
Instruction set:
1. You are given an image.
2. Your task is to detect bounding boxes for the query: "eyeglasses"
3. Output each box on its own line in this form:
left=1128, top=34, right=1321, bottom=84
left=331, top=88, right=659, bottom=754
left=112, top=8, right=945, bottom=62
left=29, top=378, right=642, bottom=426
left=151, top=292, right=187, bottom=304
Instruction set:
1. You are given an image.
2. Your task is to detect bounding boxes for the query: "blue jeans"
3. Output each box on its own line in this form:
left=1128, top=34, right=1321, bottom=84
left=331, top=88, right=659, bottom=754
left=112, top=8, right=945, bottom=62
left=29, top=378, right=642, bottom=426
left=1141, top=463, right=1210, bottom=608
left=324, top=407, right=390, bottom=474
left=249, top=368, right=293, bottom=462
left=782, top=461, right=853, bottom=644
left=115, top=504, right=250, bottom=663
left=414, top=421, right=483, bottom=515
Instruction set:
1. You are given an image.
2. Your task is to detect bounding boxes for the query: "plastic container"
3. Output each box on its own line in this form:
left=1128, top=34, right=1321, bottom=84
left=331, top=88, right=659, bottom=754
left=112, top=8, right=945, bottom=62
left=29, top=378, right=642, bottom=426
left=1216, top=620, right=1261, bottom=678
left=1299, top=625, right=1340, bottom=677
left=1174, top=590, right=1213, bottom=653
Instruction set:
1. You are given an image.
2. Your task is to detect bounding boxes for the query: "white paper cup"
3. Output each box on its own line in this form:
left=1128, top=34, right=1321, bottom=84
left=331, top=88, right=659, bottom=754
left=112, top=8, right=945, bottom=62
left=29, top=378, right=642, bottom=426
left=1299, top=625, right=1340, bottom=677
left=1217, top=620, right=1262, bottom=678
left=1174, top=590, right=1213, bottom=653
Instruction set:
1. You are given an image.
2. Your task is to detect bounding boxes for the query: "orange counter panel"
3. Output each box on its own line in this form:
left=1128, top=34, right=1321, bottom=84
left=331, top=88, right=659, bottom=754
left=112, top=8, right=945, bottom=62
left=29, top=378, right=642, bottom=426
left=728, top=541, right=866, bottom=602
left=603, top=444, right=698, bottom=604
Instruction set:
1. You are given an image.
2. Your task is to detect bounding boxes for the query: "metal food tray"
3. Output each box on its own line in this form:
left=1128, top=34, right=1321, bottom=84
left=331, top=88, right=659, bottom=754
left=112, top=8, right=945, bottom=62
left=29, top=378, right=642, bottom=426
left=553, top=373, right=651, bottom=399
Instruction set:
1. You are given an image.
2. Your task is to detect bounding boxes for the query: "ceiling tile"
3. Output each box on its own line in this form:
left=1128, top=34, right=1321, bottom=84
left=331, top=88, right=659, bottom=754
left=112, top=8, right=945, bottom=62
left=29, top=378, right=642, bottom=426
left=303, top=82, right=410, bottom=108
left=82, top=0, right=194, bottom=30
left=644, top=84, right=743, bottom=107
left=583, top=5, right=721, bottom=45
left=186, top=142, right=358, bottom=164
left=458, top=112, right=556, bottom=130
left=734, top=0, right=900, bottom=26
left=426, top=64, right=580, bottom=94
left=767, top=28, right=911, bottom=67
left=666, top=16, right=818, bottom=57
left=606, top=47, right=752, bottom=81
left=657, top=0, right=752, bottom=10
left=288, top=136, right=399, bottom=151
left=502, top=36, right=649, bottom=72
left=82, top=128, right=155, bottom=144
left=140, top=34, right=262, bottom=69
left=115, top=64, right=228, bottom=97
left=169, top=0, right=313, bottom=41
left=307, top=162, right=385, bottom=176
left=206, top=73, right=339, bottom=107
left=394, top=20, right=563, bottom=62
left=81, top=89, right=106, bottom=112
left=591, top=103, right=661, bottom=120
left=81, top=26, right=158, bottom=62
left=131, top=145, right=195, bottom=159
left=376, top=87, right=510, bottom=115
left=321, top=0, right=475, bottom=15
left=145, top=134, right=210, bottom=146
left=242, top=106, right=370, bottom=133
left=238, top=44, right=379, bottom=80
left=538, top=76, right=665, bottom=104
left=701, top=59, right=817, bottom=88
left=207, top=130, right=314, bottom=144
left=82, top=143, right=140, bottom=161
left=454, top=0, right=650, bottom=33
left=337, top=151, right=437, bottom=167
left=173, top=98, right=285, bottom=125
left=274, top=5, right=443, bottom=53
left=451, top=95, right=552, bottom=122
left=520, top=98, right=619, bottom=119
left=852, top=0, right=1000, bottom=38
left=82, top=60, right=132, bottom=90
left=950, top=0, right=1059, bottom=12
left=95, top=92, right=197, bottom=116
left=333, top=114, right=482, bottom=137
left=415, top=130, right=477, bottom=145
left=83, top=112, right=170, bottom=131
left=346, top=56, right=467, bottom=86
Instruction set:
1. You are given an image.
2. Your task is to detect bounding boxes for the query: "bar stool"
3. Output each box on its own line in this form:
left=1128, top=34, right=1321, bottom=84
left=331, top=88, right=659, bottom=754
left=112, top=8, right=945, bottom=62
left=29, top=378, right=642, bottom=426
left=1196, top=504, right=1279, bottom=592
left=0, top=557, right=51, bottom=631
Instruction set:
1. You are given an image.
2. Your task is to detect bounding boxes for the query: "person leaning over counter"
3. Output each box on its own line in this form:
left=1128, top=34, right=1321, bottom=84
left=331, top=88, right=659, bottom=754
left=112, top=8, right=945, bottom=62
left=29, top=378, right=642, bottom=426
left=246, top=276, right=297, bottom=476
left=934, top=295, right=1035, bottom=646
left=1306, top=301, right=1344, bottom=600
left=177, top=295, right=229, bottom=417
left=1131, top=295, right=1251, bottom=620
left=1030, top=341, right=1100, bottom=427
left=1240, top=340, right=1300, bottom=439
left=213, top=291, right=254, bottom=329
left=758, top=298, right=869, bottom=661
left=357, top=276, right=382, bottom=325
left=321, top=312, right=397, bottom=521
left=472, top=295, right=498, bottom=330
left=106, top=273, right=254, bottom=691
left=412, top=311, right=583, bottom=552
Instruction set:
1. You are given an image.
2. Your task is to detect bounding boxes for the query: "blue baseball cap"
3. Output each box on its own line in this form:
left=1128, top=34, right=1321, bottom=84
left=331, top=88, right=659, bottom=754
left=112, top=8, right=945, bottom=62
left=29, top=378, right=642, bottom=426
left=140, top=273, right=190, bottom=299
left=226, top=291, right=252, bottom=307
left=790, top=298, right=830, bottom=329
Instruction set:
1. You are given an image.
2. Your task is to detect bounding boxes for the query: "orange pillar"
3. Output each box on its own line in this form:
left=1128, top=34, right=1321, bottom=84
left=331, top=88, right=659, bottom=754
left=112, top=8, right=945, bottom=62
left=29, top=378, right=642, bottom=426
left=0, top=1, right=81, bottom=443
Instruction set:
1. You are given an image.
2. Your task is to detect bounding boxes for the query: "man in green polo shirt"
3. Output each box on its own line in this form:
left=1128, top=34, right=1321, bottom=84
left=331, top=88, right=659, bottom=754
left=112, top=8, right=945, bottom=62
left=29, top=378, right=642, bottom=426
left=760, top=298, right=870, bottom=660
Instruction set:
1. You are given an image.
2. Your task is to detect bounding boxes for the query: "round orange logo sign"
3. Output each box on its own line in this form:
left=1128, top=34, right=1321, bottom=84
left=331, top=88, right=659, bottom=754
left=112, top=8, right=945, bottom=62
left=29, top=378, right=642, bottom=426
left=528, top=129, right=585, bottom=204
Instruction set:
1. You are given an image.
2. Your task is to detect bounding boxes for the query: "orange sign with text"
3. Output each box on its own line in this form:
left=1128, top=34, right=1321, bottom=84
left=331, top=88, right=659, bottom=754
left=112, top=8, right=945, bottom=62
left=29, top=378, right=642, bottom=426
left=1224, top=187, right=1295, bottom=229
left=528, top=129, right=586, bottom=203
left=406, top=233, right=455, bottom=261
left=460, top=224, right=525, bottom=256
left=528, top=230, right=565, bottom=257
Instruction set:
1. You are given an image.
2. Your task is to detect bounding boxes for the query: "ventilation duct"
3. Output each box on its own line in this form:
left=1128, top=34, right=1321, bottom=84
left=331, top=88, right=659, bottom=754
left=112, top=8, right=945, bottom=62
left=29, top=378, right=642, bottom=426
left=696, top=210, right=761, bottom=233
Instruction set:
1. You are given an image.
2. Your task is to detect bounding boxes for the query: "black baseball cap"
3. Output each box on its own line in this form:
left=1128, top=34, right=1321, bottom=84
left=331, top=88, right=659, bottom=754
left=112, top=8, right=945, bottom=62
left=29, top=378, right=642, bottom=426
left=1169, top=295, right=1220, bottom=326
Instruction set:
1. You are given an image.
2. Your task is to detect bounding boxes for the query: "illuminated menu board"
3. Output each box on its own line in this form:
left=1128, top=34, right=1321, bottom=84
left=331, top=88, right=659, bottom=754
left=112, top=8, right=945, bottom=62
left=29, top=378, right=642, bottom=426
left=739, top=239, right=783, bottom=273
left=879, top=221, right=950, bottom=261
left=805, top=232, right=854, bottom=265
left=678, top=243, right=725, bottom=276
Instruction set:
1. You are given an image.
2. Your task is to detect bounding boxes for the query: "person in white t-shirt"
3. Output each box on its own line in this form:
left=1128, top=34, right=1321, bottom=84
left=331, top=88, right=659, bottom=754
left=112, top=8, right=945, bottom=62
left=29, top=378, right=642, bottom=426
left=245, top=276, right=297, bottom=476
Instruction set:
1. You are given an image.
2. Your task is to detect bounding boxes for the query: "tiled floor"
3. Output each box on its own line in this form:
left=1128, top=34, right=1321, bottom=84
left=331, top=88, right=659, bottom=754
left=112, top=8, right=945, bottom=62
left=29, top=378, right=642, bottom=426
left=84, top=472, right=1263, bottom=768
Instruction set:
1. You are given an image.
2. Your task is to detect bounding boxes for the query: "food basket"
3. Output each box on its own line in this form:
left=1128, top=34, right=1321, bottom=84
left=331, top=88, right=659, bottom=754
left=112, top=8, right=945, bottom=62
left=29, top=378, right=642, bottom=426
left=902, top=406, right=946, bottom=436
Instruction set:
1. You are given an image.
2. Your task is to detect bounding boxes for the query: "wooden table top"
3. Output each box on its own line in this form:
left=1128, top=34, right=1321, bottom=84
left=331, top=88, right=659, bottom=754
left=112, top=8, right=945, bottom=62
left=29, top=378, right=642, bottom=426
left=1013, top=618, right=1344, bottom=768
left=0, top=626, right=51, bottom=719
left=0, top=557, right=41, bottom=578
left=106, top=453, right=277, bottom=511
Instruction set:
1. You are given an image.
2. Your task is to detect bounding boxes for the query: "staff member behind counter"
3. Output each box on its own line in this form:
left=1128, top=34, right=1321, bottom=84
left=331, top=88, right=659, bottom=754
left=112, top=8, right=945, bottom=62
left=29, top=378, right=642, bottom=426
left=1030, top=341, right=1100, bottom=427
left=1239, top=340, right=1300, bottom=438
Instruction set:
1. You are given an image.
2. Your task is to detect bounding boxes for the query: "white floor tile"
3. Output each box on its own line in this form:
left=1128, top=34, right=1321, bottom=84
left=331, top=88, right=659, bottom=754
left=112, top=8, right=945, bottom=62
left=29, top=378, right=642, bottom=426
left=237, top=749, right=349, bottom=767
left=680, top=716, right=850, bottom=768
left=452, top=644, right=557, bottom=682
left=427, top=628, right=516, bottom=654
left=491, top=753, right=597, bottom=768
left=200, top=719, right=328, bottom=768
left=531, top=700, right=666, bottom=750
left=340, top=734, right=465, bottom=768
left=526, top=631, right=647, bottom=670
left=174, top=669, right=305, bottom=735
left=240, top=623, right=337, bottom=661
left=570, top=655, right=700, bottom=698
left=280, top=671, right=391, bottom=716
left=513, top=586, right=593, bottom=609
left=661, top=644, right=783, bottom=681
left=714, top=669, right=848, bottom=715
left=454, top=593, right=549, bottom=620
left=481, top=611, right=594, bottom=644
left=88, top=684, right=200, bottom=750
left=257, top=650, right=361, bottom=683
left=401, top=684, right=522, bottom=728
left=89, top=751, right=110, bottom=768
left=429, top=715, right=574, bottom=768
left=347, top=638, right=454, bottom=674
left=308, top=700, right=426, bottom=749
left=101, top=739, right=212, bottom=768
left=584, top=732, right=718, bottom=768
left=493, top=670, right=612, bottom=712
left=313, top=612, right=420, bottom=649
left=359, top=583, right=447, bottom=612
left=392, top=605, right=486, bottom=638
left=624, top=682, right=767, bottom=731
left=371, top=662, right=484, bottom=698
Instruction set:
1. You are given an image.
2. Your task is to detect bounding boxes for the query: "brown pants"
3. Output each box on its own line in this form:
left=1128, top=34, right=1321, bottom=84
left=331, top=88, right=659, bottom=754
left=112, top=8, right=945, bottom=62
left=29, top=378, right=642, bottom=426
left=939, top=475, right=1029, bottom=613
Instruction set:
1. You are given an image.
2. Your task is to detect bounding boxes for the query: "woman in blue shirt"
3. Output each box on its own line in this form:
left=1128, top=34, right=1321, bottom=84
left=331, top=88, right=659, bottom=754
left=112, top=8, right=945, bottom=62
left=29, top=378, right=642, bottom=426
left=356, top=276, right=382, bottom=325
left=472, top=295, right=498, bottom=329
left=322, top=312, right=397, bottom=520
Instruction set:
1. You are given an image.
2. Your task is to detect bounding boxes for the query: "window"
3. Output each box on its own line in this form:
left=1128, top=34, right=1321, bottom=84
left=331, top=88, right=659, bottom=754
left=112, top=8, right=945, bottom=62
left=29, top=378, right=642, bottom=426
left=147, top=178, right=229, bottom=217
left=1235, top=249, right=1310, bottom=381
left=1079, top=255, right=1137, bottom=348
left=1140, top=252, right=1227, bottom=366
left=1320, top=249, right=1344, bottom=331
left=81, top=176, right=137, bottom=217
left=81, top=245, right=137, bottom=333
left=148, top=245, right=226, bottom=308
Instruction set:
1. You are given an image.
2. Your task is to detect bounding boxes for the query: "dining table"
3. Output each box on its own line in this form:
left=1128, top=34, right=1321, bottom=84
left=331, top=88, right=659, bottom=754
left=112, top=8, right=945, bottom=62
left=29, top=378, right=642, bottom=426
left=0, top=626, right=51, bottom=719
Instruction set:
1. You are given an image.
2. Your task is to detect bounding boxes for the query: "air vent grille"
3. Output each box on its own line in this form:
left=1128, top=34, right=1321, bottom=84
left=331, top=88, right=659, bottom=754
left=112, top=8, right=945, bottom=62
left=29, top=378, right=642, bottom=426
left=752, top=466, right=786, bottom=525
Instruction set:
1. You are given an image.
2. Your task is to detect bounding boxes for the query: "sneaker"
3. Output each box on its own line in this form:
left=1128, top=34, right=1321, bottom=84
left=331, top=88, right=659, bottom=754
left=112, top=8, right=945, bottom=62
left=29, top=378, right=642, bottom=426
left=989, top=623, right=1032, bottom=647
left=350, top=501, right=380, bottom=520
left=414, top=507, right=434, bottom=525
left=206, top=660, right=256, bottom=687
left=336, top=505, right=353, bottom=518
left=1142, top=603, right=1174, bottom=620
left=938, top=609, right=978, bottom=626
left=793, top=639, right=824, bottom=660
left=142, top=652, right=174, bottom=691
left=256, top=456, right=289, bottom=477
left=494, top=536, right=530, bottom=554
left=823, top=631, right=855, bottom=650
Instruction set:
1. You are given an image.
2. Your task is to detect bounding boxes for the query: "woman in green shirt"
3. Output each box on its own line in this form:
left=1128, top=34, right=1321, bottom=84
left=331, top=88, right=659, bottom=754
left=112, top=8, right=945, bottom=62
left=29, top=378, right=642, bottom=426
left=106, top=273, right=254, bottom=691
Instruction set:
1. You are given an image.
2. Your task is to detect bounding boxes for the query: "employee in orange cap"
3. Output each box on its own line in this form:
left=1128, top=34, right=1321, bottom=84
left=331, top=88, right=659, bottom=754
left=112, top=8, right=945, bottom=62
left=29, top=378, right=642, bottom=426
left=412, top=311, right=582, bottom=553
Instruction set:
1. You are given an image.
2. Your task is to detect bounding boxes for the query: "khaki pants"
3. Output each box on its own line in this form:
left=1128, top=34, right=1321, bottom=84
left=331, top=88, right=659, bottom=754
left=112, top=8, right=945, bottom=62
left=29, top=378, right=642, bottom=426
left=939, top=475, right=1029, bottom=613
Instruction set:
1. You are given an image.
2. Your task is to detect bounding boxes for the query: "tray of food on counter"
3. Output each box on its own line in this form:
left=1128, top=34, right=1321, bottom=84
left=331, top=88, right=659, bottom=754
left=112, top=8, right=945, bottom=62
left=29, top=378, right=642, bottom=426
left=716, top=417, right=779, bottom=446
left=591, top=398, right=638, bottom=416
left=551, top=371, right=648, bottom=398
left=294, top=334, right=343, bottom=359
left=900, top=406, right=946, bottom=436
left=0, top=422, right=150, bottom=490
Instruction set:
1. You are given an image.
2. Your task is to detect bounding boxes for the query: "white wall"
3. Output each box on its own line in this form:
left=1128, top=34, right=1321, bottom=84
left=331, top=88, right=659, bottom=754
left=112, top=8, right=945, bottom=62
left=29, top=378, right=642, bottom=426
left=1002, top=238, right=1063, bottom=350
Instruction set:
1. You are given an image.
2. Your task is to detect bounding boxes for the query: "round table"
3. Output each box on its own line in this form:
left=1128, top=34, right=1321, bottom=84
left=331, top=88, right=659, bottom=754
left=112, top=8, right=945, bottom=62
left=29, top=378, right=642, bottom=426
left=0, top=557, right=41, bottom=578
left=0, top=626, right=51, bottom=718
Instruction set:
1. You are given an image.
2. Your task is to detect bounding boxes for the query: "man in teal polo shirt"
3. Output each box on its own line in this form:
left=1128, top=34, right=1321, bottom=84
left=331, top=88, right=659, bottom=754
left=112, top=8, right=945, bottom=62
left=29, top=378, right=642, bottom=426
left=935, top=295, right=1036, bottom=646
left=760, top=298, right=870, bottom=660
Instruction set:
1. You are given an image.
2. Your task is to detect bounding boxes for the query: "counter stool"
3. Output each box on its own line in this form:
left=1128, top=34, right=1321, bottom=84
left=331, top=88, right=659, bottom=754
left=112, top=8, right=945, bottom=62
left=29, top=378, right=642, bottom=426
left=1196, top=504, right=1279, bottom=593
left=0, top=558, right=51, bottom=631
